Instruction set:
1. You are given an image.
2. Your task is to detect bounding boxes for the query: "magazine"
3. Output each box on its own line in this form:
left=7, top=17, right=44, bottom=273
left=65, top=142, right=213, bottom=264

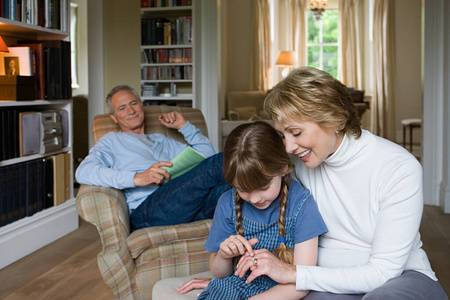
left=162, top=146, right=206, bottom=182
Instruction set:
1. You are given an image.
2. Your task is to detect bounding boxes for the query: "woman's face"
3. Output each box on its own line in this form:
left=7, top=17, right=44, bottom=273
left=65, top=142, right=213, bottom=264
left=273, top=118, right=343, bottom=169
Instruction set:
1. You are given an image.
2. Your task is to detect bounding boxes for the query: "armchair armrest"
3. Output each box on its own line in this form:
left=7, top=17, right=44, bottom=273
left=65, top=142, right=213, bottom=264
left=76, top=185, right=139, bottom=299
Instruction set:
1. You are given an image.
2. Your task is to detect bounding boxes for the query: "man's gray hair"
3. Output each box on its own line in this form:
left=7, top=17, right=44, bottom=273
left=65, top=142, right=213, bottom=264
left=106, top=85, right=142, bottom=114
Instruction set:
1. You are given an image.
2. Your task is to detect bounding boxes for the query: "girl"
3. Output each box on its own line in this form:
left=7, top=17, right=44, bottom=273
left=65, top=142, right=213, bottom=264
left=197, top=121, right=327, bottom=300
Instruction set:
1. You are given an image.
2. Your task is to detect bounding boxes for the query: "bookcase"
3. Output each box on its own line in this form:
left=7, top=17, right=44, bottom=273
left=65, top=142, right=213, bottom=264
left=140, top=0, right=195, bottom=107
left=0, top=8, right=78, bottom=269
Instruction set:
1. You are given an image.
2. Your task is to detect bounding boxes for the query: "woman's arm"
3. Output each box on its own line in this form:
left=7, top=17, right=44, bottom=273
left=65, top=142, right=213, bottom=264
left=249, top=237, right=318, bottom=300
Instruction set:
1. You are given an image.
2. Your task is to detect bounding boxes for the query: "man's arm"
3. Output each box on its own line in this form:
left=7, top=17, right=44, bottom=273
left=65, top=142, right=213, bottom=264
left=159, top=111, right=216, bottom=158
left=75, top=140, right=136, bottom=189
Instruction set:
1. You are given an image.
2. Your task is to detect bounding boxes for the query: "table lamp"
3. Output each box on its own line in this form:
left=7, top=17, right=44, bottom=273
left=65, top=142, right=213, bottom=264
left=275, top=51, right=295, bottom=78
left=0, top=35, right=9, bottom=53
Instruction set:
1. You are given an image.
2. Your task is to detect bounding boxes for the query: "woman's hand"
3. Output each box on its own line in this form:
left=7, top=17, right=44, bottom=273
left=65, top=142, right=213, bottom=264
left=235, top=249, right=297, bottom=284
left=177, top=277, right=212, bottom=295
left=218, top=235, right=258, bottom=259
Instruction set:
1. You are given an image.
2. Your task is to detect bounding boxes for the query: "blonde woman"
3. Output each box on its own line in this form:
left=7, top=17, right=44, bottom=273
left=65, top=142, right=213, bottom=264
left=235, top=67, right=448, bottom=300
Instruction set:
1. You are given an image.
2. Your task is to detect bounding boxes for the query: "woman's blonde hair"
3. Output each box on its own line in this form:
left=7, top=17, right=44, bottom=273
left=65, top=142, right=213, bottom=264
left=223, top=121, right=294, bottom=264
left=264, top=67, right=362, bottom=138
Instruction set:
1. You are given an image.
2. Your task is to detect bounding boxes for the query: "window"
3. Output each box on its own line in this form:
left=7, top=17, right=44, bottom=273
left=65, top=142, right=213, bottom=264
left=70, top=2, right=79, bottom=88
left=307, top=10, right=339, bottom=78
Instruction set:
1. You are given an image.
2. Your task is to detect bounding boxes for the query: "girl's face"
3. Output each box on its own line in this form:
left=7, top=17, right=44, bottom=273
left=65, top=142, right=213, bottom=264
left=273, top=118, right=343, bottom=169
left=235, top=175, right=283, bottom=210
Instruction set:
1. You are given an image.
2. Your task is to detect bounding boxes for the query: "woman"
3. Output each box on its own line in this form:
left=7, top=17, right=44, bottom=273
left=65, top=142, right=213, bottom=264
left=233, top=67, right=448, bottom=299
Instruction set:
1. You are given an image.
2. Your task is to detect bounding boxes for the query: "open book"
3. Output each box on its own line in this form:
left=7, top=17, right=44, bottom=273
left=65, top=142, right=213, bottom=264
left=162, top=146, right=206, bottom=182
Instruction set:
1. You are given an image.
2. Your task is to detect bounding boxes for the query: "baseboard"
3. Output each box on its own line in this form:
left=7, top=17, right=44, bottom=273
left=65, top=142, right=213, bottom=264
left=0, top=199, right=79, bottom=269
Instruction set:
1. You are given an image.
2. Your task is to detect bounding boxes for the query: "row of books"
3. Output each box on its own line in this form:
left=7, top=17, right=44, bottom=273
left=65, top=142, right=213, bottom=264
left=141, top=16, right=192, bottom=46
left=0, top=153, right=70, bottom=227
left=141, top=0, right=192, bottom=8
left=141, top=48, right=192, bottom=64
left=0, top=108, right=68, bottom=161
left=0, top=0, right=70, bottom=32
left=0, top=40, right=71, bottom=100
left=141, top=65, right=193, bottom=81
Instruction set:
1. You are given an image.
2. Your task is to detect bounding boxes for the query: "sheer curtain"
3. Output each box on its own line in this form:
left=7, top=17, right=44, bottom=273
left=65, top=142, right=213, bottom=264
left=271, top=0, right=308, bottom=85
left=371, top=0, right=396, bottom=139
left=288, top=0, right=308, bottom=67
left=251, top=0, right=272, bottom=91
left=338, top=0, right=362, bottom=89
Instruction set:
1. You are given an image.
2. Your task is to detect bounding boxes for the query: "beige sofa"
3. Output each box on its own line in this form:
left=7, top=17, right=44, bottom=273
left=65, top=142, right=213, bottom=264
left=76, top=106, right=213, bottom=300
left=221, top=91, right=272, bottom=149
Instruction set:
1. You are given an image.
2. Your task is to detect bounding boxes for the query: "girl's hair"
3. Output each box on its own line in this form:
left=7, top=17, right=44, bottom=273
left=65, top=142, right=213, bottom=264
left=264, top=67, right=362, bottom=138
left=223, top=121, right=294, bottom=264
left=105, top=85, right=142, bottom=114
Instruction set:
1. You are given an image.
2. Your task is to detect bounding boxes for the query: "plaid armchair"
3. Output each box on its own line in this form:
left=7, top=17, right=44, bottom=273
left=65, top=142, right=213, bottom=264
left=76, top=106, right=213, bottom=299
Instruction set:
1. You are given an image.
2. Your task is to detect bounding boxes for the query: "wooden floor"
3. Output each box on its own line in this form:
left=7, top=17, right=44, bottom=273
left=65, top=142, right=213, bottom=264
left=0, top=206, right=449, bottom=299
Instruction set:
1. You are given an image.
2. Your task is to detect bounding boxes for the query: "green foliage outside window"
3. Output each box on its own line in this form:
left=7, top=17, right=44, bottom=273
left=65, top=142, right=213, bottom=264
left=307, top=10, right=339, bottom=78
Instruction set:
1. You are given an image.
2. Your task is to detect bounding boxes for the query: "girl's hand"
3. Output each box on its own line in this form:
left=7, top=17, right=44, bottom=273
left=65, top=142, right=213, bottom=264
left=218, top=236, right=258, bottom=259
left=177, top=277, right=212, bottom=295
left=235, top=249, right=296, bottom=284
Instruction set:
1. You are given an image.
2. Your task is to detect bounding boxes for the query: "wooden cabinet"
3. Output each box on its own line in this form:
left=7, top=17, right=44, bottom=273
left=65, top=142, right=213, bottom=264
left=140, top=1, right=196, bottom=107
left=0, top=16, right=78, bottom=269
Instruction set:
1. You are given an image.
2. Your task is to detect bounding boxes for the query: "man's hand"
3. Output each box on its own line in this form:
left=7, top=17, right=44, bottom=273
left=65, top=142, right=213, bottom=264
left=133, top=161, right=172, bottom=186
left=158, top=111, right=187, bottom=130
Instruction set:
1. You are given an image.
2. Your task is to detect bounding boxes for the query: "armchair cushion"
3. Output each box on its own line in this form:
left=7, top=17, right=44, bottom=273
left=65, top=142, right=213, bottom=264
left=126, top=219, right=212, bottom=259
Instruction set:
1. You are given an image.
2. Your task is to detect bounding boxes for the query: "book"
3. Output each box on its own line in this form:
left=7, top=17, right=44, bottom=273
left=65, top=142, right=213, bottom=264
left=18, top=40, right=71, bottom=100
left=162, top=146, right=205, bottom=182
left=17, top=43, right=45, bottom=99
left=50, top=153, right=66, bottom=206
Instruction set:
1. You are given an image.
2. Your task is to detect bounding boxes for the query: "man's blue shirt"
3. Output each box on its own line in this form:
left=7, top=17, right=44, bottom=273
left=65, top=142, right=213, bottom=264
left=75, top=121, right=216, bottom=212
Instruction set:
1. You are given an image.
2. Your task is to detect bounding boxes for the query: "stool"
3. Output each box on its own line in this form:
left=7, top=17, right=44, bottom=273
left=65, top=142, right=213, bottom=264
left=401, top=118, right=422, bottom=151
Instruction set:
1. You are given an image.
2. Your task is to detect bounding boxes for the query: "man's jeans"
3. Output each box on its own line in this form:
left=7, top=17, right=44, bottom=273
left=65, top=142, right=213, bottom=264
left=130, top=153, right=231, bottom=229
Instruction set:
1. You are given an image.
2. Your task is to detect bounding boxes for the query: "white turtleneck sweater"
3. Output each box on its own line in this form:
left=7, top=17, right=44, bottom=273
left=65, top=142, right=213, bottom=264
left=293, top=129, right=436, bottom=294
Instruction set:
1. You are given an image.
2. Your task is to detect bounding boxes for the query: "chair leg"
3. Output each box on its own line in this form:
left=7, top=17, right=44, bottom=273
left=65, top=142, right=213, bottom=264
left=410, top=126, right=413, bottom=151
left=403, top=126, right=406, bottom=148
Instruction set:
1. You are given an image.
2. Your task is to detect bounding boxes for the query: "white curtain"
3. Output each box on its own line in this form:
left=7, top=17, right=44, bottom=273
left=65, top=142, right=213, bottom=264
left=288, top=0, right=308, bottom=67
left=338, top=0, right=362, bottom=89
left=272, top=0, right=308, bottom=84
left=251, top=0, right=272, bottom=91
left=371, top=0, right=396, bottom=139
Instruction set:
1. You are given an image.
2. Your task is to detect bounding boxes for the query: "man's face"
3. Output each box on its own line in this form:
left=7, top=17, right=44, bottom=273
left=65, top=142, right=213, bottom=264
left=109, top=90, right=145, bottom=133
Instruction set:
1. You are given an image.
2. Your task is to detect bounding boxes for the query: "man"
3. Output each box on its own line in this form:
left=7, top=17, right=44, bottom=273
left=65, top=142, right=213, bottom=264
left=76, top=85, right=230, bottom=229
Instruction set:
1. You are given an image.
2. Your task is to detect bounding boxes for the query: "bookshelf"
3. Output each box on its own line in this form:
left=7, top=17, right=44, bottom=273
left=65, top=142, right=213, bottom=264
left=140, top=1, right=195, bottom=107
left=0, top=7, right=78, bottom=270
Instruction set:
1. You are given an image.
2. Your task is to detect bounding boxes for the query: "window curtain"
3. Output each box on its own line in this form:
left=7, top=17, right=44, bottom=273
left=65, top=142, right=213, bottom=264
left=338, top=0, right=362, bottom=89
left=288, top=0, right=308, bottom=67
left=251, top=0, right=272, bottom=91
left=272, top=0, right=308, bottom=84
left=371, top=0, right=396, bottom=139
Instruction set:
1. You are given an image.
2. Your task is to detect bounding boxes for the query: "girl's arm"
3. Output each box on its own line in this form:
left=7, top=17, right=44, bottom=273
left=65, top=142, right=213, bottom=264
left=249, top=237, right=318, bottom=300
left=209, top=236, right=258, bottom=279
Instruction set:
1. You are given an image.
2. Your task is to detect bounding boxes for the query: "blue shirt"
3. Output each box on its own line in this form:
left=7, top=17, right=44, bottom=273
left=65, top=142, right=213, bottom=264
left=205, top=179, right=328, bottom=252
left=75, top=121, right=216, bottom=211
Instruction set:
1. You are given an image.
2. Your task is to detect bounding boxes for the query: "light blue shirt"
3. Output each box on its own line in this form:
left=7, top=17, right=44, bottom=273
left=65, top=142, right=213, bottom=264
left=75, top=121, right=216, bottom=212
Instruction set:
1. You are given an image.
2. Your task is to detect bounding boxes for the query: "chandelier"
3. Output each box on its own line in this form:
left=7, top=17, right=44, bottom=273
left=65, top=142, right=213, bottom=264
left=310, top=0, right=328, bottom=23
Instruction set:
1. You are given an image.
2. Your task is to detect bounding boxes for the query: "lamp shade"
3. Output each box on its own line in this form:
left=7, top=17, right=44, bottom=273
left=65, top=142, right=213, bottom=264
left=0, top=36, right=9, bottom=53
left=275, top=51, right=295, bottom=66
